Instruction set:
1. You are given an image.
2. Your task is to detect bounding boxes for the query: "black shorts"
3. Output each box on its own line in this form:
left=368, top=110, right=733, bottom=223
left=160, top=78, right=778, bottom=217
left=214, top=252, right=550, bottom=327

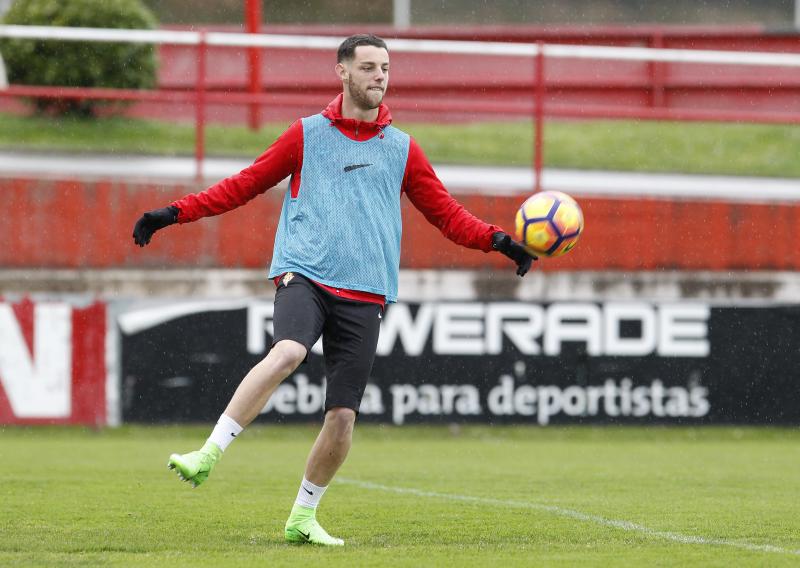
left=271, top=272, right=383, bottom=413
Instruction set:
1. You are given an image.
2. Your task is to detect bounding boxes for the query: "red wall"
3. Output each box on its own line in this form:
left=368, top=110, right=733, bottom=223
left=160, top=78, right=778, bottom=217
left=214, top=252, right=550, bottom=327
left=138, top=25, right=800, bottom=124
left=3, top=26, right=799, bottom=124
left=3, top=177, right=799, bottom=271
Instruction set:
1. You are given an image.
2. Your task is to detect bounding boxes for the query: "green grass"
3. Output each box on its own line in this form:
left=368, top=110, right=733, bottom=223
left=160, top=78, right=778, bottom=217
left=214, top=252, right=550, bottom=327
left=2, top=425, right=799, bottom=567
left=2, top=112, right=799, bottom=177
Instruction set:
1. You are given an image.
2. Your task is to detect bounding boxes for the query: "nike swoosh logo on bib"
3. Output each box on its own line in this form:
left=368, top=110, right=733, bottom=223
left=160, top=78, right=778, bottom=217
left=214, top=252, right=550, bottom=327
left=343, top=163, right=372, bottom=172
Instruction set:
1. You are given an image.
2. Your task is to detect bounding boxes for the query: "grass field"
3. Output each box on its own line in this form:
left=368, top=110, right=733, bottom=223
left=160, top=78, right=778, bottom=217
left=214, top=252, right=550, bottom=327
left=2, top=112, right=800, bottom=177
left=2, top=425, right=799, bottom=567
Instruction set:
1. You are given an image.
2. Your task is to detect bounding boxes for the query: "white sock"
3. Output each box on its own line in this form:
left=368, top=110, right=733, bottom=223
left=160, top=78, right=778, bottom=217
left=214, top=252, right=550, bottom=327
left=294, top=477, right=328, bottom=509
left=207, top=414, right=243, bottom=452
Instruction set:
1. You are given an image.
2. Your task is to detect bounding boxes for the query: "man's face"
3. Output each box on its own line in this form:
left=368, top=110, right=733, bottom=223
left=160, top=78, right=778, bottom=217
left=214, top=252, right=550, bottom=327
left=338, top=45, right=390, bottom=110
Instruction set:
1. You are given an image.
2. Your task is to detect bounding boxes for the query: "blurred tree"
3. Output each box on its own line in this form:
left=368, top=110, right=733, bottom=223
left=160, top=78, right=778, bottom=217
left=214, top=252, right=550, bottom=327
left=1, top=0, right=158, bottom=117
left=141, top=0, right=244, bottom=25
left=141, top=0, right=391, bottom=25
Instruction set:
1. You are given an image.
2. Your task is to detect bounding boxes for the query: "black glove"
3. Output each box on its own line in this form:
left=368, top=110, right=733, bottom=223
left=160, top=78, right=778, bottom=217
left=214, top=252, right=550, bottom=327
left=491, top=231, right=537, bottom=277
left=132, top=206, right=179, bottom=247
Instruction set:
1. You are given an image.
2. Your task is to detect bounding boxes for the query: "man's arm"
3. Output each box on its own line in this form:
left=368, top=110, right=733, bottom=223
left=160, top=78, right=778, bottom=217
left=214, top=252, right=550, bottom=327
left=172, top=119, right=303, bottom=222
left=402, top=138, right=498, bottom=250
left=402, top=138, right=536, bottom=275
left=133, top=120, right=303, bottom=246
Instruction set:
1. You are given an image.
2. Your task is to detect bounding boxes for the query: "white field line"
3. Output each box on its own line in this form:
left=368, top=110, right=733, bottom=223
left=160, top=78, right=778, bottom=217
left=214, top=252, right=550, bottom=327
left=337, top=478, right=800, bottom=556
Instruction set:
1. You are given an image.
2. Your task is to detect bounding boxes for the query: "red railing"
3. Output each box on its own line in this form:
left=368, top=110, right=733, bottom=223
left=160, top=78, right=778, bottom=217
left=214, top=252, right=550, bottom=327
left=2, top=26, right=800, bottom=185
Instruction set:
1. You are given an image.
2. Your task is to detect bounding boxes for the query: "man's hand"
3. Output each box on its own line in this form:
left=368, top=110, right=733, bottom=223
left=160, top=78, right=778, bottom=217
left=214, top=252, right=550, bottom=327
left=132, top=206, right=179, bottom=247
left=491, top=231, right=537, bottom=276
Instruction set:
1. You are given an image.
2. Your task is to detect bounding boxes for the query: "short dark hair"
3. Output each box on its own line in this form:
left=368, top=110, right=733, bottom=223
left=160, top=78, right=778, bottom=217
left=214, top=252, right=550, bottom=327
left=337, top=34, right=388, bottom=63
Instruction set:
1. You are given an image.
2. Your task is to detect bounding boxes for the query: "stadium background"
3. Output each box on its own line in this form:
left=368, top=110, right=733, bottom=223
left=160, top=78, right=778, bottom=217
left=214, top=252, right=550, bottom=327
left=1, top=0, right=799, bottom=427
left=2, top=2, right=800, bottom=565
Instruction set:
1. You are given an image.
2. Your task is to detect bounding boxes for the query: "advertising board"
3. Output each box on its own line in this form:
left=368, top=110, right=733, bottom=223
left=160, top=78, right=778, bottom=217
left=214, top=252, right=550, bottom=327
left=118, top=299, right=800, bottom=425
left=0, top=299, right=106, bottom=425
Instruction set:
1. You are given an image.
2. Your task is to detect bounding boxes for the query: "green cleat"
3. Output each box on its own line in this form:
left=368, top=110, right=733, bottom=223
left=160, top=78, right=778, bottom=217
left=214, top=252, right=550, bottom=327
left=284, top=504, right=344, bottom=546
left=167, top=440, right=221, bottom=488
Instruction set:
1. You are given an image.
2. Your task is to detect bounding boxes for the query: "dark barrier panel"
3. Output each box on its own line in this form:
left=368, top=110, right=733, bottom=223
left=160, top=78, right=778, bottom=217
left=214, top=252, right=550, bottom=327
left=119, top=300, right=800, bottom=425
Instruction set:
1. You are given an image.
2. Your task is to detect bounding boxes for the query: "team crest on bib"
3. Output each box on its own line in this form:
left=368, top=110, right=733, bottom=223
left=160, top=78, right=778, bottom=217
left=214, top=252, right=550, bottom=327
left=282, top=272, right=295, bottom=286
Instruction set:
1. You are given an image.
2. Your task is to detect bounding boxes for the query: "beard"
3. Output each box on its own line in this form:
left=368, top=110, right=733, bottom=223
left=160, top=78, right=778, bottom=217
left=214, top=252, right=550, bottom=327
left=346, top=76, right=385, bottom=110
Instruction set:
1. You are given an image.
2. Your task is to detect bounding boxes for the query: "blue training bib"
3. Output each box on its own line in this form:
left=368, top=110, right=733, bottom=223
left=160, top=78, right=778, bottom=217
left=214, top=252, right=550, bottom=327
left=269, top=113, right=410, bottom=303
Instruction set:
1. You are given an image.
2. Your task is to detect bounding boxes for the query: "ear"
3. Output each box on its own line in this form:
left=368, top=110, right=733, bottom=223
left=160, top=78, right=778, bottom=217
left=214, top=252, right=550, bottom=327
left=335, top=62, right=347, bottom=82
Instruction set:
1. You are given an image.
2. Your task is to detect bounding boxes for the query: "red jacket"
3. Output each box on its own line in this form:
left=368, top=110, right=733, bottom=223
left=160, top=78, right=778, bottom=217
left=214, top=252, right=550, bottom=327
left=172, top=95, right=502, bottom=302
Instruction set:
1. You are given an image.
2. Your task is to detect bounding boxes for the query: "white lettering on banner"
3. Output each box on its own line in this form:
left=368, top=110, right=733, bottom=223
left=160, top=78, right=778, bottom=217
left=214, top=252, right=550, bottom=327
left=376, top=304, right=434, bottom=356
left=544, top=303, right=603, bottom=355
left=245, top=301, right=709, bottom=358
left=259, top=375, right=385, bottom=416
left=486, top=376, right=710, bottom=425
left=360, top=384, right=384, bottom=415
left=485, top=303, right=544, bottom=355
left=261, top=374, right=323, bottom=415
left=390, top=384, right=481, bottom=425
left=246, top=302, right=273, bottom=354
left=604, top=303, right=657, bottom=356
left=255, top=376, right=709, bottom=425
left=0, top=303, right=72, bottom=418
left=434, top=303, right=484, bottom=355
left=658, top=305, right=711, bottom=357
left=370, top=302, right=710, bottom=357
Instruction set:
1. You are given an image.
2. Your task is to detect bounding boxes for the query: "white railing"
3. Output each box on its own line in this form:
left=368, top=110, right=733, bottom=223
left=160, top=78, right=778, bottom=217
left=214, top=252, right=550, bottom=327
left=1, top=25, right=799, bottom=184
left=1, top=24, right=800, bottom=66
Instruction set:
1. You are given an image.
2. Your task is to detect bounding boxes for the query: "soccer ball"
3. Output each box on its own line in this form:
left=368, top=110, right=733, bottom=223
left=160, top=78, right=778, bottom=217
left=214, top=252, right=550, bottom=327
left=515, top=191, right=584, bottom=257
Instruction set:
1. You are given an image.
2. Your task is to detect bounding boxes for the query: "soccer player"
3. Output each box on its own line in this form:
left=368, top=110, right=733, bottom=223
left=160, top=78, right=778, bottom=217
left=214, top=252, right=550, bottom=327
left=132, top=34, right=536, bottom=546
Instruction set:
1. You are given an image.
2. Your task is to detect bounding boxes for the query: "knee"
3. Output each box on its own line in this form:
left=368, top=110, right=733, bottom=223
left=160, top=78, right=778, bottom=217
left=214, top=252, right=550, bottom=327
left=268, top=340, right=307, bottom=375
left=325, top=407, right=356, bottom=439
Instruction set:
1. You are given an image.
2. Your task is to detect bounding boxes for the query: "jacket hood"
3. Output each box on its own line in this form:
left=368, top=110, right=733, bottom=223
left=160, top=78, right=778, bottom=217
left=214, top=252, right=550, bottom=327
left=321, top=93, right=393, bottom=131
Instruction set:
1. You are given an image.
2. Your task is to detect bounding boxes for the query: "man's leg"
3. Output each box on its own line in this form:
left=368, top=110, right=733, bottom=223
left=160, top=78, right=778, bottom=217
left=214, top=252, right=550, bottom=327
left=168, top=273, right=326, bottom=487
left=285, top=298, right=383, bottom=546
left=284, top=408, right=355, bottom=546
left=305, top=407, right=356, bottom=485
left=223, top=340, right=308, bottom=427
left=167, top=340, right=307, bottom=487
